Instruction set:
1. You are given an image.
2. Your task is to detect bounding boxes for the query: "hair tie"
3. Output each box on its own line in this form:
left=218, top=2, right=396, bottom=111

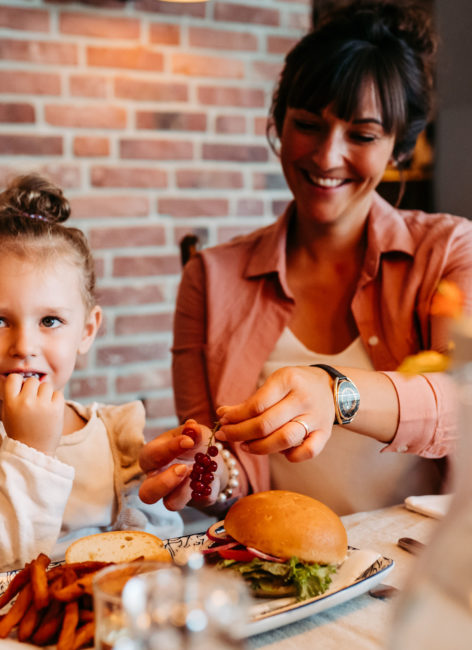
left=24, top=213, right=47, bottom=221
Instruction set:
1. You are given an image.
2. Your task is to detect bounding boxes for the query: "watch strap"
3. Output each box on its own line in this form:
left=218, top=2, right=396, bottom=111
left=310, top=363, right=348, bottom=381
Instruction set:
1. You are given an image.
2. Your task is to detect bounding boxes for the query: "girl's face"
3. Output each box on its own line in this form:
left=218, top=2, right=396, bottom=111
left=0, top=253, right=101, bottom=396
left=280, top=82, right=396, bottom=229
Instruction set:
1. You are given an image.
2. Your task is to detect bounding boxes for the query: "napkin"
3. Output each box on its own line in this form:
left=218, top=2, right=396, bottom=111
left=404, top=494, right=452, bottom=519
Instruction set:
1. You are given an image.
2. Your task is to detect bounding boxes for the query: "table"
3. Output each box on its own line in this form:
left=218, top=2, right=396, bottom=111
left=248, top=504, right=439, bottom=650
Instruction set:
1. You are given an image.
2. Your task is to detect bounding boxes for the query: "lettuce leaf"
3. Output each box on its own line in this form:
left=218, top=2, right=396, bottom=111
left=217, top=556, right=336, bottom=601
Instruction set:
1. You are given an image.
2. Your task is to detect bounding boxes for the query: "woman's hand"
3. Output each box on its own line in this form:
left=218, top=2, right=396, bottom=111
left=216, top=366, right=336, bottom=462
left=138, top=420, right=227, bottom=511
left=1, top=374, right=64, bottom=456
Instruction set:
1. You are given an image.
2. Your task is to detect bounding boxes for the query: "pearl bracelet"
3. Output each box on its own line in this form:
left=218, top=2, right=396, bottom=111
left=215, top=442, right=240, bottom=503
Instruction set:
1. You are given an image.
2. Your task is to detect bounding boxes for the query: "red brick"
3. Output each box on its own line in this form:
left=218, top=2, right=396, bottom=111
left=97, top=285, right=164, bottom=307
left=198, top=86, right=265, bottom=107
left=0, top=103, right=34, bottom=123
left=59, top=12, right=140, bottom=39
left=70, top=195, right=149, bottom=219
left=0, top=39, right=77, bottom=65
left=218, top=225, right=261, bottom=243
left=215, top=3, right=279, bottom=27
left=116, top=367, right=171, bottom=393
left=174, top=226, right=208, bottom=249
left=0, top=6, right=49, bottom=32
left=272, top=198, right=291, bottom=216
left=113, top=255, right=180, bottom=277
left=0, top=135, right=62, bottom=156
left=176, top=169, right=243, bottom=190
left=253, top=172, right=288, bottom=191
left=289, top=11, right=311, bottom=31
left=267, top=35, right=299, bottom=55
left=91, top=166, right=167, bottom=188
left=0, top=70, right=60, bottom=95
left=90, top=225, right=166, bottom=249
left=136, top=111, right=206, bottom=132
left=87, top=46, right=164, bottom=72
left=69, top=75, right=108, bottom=98
left=143, top=395, right=175, bottom=419
left=252, top=60, right=284, bottom=82
left=120, top=139, right=193, bottom=161
left=202, top=143, right=268, bottom=163
left=236, top=198, right=265, bottom=216
left=134, top=0, right=206, bottom=18
left=0, top=164, right=81, bottom=189
left=149, top=22, right=180, bottom=45
left=189, top=27, right=257, bottom=51
left=215, top=114, right=246, bottom=134
left=115, top=312, right=173, bottom=335
left=45, top=105, right=126, bottom=129
left=97, top=342, right=170, bottom=366
left=114, top=77, right=187, bottom=102
left=37, top=164, right=82, bottom=189
left=74, top=137, right=110, bottom=157
left=158, top=197, right=228, bottom=218
left=69, top=376, right=108, bottom=399
left=255, top=116, right=270, bottom=136
left=172, top=54, right=243, bottom=79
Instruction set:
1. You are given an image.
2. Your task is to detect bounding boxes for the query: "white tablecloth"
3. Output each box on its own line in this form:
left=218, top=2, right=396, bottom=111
left=248, top=504, right=439, bottom=650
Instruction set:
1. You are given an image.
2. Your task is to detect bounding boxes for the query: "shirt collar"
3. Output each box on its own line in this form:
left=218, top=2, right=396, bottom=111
left=243, top=193, right=417, bottom=285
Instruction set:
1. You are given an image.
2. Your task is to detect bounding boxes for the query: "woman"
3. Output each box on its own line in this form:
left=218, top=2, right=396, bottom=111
left=139, top=0, right=472, bottom=516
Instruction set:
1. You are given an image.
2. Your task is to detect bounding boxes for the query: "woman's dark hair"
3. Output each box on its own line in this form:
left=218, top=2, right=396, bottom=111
left=0, top=174, right=96, bottom=311
left=269, top=0, right=437, bottom=165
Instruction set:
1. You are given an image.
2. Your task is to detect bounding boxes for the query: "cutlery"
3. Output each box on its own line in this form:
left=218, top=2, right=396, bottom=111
left=368, top=583, right=400, bottom=600
left=397, top=537, right=426, bottom=555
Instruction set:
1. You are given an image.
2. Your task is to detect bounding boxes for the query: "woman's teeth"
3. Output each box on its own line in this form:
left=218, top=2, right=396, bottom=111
left=308, top=175, right=345, bottom=188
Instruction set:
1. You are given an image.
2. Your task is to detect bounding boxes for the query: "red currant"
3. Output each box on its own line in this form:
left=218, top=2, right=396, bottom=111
left=190, top=422, right=221, bottom=501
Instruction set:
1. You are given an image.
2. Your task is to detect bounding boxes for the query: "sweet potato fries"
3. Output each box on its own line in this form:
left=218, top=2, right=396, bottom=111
left=0, top=553, right=111, bottom=649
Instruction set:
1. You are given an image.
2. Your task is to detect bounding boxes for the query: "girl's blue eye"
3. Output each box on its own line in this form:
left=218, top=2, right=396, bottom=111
left=0, top=318, right=6, bottom=328
left=42, top=316, right=61, bottom=328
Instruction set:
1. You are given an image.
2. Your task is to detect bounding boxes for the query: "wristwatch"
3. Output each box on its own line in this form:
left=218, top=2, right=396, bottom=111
left=310, top=364, right=360, bottom=425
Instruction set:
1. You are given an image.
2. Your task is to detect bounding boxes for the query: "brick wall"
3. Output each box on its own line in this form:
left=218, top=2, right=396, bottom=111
left=0, top=0, right=311, bottom=436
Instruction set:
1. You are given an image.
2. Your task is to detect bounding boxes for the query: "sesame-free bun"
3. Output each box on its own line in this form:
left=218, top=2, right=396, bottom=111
left=224, top=490, right=347, bottom=565
left=65, top=531, right=172, bottom=564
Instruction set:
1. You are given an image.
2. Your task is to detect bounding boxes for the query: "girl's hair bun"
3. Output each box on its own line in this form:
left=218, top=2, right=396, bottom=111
left=0, top=173, right=71, bottom=223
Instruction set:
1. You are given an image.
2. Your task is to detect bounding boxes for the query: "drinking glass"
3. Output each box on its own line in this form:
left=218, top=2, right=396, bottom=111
left=119, top=553, right=250, bottom=649
left=93, top=561, right=173, bottom=650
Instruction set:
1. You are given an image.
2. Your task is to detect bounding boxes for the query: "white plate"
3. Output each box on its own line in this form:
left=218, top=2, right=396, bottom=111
left=0, top=534, right=394, bottom=641
left=162, top=532, right=395, bottom=637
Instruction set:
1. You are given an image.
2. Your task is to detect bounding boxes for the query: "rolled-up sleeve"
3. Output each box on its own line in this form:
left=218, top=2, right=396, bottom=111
left=381, top=370, right=457, bottom=458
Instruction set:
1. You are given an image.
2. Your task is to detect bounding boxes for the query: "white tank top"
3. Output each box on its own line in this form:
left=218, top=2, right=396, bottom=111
left=259, top=328, right=442, bottom=515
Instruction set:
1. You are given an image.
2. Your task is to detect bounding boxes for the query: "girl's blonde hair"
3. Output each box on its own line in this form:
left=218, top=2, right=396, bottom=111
left=0, top=174, right=96, bottom=312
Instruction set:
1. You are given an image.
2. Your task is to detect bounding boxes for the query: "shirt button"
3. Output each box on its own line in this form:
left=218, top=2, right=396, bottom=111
left=368, top=335, right=379, bottom=346
left=397, top=445, right=408, bottom=453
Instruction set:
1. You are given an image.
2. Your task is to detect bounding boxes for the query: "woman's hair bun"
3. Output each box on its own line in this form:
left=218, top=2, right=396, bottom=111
left=317, top=1, right=437, bottom=87
left=0, top=173, right=71, bottom=223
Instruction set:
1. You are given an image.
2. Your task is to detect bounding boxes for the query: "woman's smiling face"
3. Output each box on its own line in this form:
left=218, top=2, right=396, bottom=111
left=280, top=82, right=396, bottom=228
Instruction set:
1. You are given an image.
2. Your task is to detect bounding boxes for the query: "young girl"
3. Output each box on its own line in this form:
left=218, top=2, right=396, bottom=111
left=0, top=174, right=182, bottom=570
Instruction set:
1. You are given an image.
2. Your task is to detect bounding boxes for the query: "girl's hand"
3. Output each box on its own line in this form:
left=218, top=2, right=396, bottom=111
left=216, top=366, right=336, bottom=462
left=139, top=420, right=227, bottom=511
left=1, top=374, right=65, bottom=456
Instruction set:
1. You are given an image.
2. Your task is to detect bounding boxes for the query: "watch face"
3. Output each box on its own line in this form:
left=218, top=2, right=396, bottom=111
left=337, top=379, right=360, bottom=422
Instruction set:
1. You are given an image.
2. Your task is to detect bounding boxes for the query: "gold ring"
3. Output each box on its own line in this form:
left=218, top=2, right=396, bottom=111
left=292, top=418, right=310, bottom=440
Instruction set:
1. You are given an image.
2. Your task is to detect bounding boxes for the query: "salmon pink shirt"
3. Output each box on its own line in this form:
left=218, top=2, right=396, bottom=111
left=172, top=193, right=472, bottom=496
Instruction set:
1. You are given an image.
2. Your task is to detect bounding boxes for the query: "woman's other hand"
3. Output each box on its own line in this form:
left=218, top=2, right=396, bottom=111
left=138, top=419, right=227, bottom=510
left=216, top=366, right=335, bottom=462
left=1, top=374, right=64, bottom=455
